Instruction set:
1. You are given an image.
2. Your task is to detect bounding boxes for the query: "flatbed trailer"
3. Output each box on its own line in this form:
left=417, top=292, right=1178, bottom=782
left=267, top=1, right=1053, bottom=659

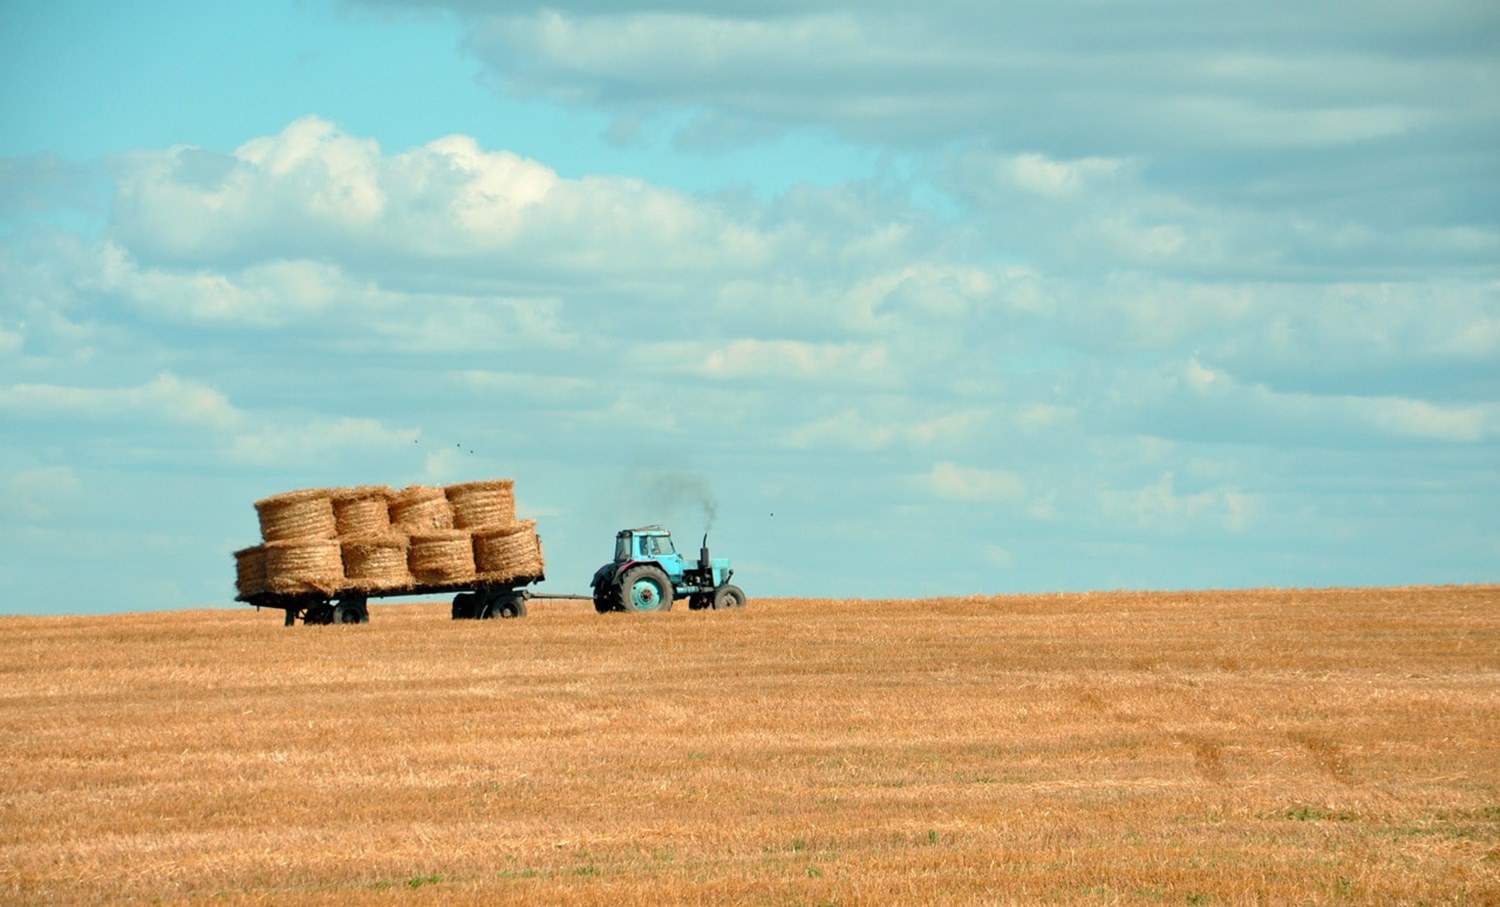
left=237, top=575, right=589, bottom=625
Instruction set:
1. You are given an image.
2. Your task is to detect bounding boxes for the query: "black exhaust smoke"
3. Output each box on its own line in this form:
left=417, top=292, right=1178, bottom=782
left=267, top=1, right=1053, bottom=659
left=638, top=470, right=718, bottom=534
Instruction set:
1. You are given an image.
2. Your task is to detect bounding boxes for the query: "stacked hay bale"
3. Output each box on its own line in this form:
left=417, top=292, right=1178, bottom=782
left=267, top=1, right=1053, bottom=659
left=446, top=479, right=515, bottom=529
left=233, top=477, right=544, bottom=602
left=474, top=520, right=546, bottom=583
left=334, top=486, right=413, bottom=592
left=236, top=489, right=343, bottom=598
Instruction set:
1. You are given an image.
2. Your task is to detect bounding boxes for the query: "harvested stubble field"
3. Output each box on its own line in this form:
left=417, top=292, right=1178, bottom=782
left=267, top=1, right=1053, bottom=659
left=2, top=588, right=1498, bottom=905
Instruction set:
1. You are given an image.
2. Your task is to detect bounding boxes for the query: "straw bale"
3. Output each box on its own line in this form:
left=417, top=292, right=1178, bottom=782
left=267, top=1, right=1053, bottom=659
left=341, top=533, right=411, bottom=592
left=233, top=545, right=267, bottom=599
left=445, top=479, right=516, bottom=530
left=332, top=485, right=393, bottom=538
left=254, top=488, right=337, bottom=542
left=389, top=485, right=454, bottom=533
left=408, top=530, right=476, bottom=585
left=473, top=520, right=546, bottom=583
left=263, top=539, right=344, bottom=596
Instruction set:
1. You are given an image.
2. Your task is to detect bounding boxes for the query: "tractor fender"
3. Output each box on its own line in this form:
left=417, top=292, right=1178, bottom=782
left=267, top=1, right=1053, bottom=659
left=600, top=560, right=651, bottom=585
left=592, top=560, right=650, bottom=589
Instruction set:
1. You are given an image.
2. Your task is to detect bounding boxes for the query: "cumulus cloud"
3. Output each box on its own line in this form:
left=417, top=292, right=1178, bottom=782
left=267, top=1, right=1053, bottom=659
left=107, top=116, right=788, bottom=283
left=0, top=372, right=243, bottom=431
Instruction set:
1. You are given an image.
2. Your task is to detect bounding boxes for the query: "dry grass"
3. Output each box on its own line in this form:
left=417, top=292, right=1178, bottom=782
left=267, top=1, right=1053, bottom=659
left=1, top=587, right=1497, bottom=905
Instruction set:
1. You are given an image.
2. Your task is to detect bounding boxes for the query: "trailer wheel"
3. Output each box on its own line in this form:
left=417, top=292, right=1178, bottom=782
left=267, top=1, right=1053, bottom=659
left=304, top=602, right=336, bottom=625
left=451, top=592, right=478, bottom=620
left=711, top=584, right=746, bottom=610
left=482, top=592, right=527, bottom=619
left=617, top=565, right=673, bottom=612
left=333, top=599, right=368, bottom=624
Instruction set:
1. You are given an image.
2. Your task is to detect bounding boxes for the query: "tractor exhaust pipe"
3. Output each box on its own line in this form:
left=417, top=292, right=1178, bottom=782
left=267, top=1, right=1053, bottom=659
left=700, top=533, right=711, bottom=573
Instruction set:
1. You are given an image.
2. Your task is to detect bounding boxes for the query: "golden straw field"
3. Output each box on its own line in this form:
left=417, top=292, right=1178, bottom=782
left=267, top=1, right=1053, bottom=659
left=2, top=587, right=1497, bottom=905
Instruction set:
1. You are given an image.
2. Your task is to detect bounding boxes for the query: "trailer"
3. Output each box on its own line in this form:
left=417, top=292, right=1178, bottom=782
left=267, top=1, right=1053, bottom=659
left=237, top=575, right=595, bottom=626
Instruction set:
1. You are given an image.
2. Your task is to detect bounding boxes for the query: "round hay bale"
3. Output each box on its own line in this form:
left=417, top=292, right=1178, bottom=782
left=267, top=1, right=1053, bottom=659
left=445, top=479, right=516, bottom=530
left=389, top=485, right=454, bottom=533
left=473, top=520, right=545, bottom=582
left=408, top=530, right=476, bottom=585
left=332, top=485, right=393, bottom=538
left=234, top=545, right=267, bottom=599
left=341, top=533, right=411, bottom=592
left=255, top=488, right=337, bottom=542
left=264, top=539, right=344, bottom=595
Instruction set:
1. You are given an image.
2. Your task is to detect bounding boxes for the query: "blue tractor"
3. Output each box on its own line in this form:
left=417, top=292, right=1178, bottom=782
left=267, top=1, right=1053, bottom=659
left=590, top=526, right=746, bottom=613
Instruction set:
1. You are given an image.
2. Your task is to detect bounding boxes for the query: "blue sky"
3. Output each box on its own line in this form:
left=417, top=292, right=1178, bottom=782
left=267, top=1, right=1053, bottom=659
left=2, top=0, right=1496, bottom=615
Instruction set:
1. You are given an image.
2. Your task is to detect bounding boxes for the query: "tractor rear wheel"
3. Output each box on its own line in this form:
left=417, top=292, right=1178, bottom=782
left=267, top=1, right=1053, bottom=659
left=711, top=584, right=746, bottom=610
left=617, top=565, right=673, bottom=612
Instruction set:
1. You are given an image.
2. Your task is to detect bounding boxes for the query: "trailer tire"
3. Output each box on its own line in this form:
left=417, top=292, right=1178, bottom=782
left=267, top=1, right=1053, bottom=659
left=304, top=602, right=336, bottom=625
left=482, top=592, right=527, bottom=619
left=712, top=584, right=746, bottom=610
left=617, top=565, right=673, bottom=613
left=333, top=599, right=368, bottom=624
left=452, top=593, right=478, bottom=620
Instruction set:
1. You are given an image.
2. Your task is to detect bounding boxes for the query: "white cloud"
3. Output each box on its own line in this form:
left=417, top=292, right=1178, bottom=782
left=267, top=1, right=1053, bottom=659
left=423, top=1, right=1496, bottom=163
left=781, top=408, right=896, bottom=451
left=1096, top=356, right=1500, bottom=449
left=229, top=417, right=419, bottom=466
left=926, top=461, right=1025, bottom=503
left=0, top=373, right=243, bottom=431
left=1098, top=471, right=1256, bottom=533
left=236, top=117, right=386, bottom=223
left=1008, top=153, right=1125, bottom=198
left=1357, top=397, right=1495, bottom=444
left=109, top=117, right=790, bottom=282
left=700, top=339, right=887, bottom=381
left=95, top=243, right=348, bottom=326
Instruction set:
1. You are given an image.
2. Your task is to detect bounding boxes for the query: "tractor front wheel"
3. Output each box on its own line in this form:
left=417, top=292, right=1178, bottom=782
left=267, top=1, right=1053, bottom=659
left=617, top=565, right=673, bottom=613
left=712, top=584, right=746, bottom=610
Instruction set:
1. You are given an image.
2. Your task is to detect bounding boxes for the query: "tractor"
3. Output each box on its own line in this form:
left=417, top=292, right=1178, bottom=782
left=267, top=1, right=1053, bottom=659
left=591, top=526, right=746, bottom=613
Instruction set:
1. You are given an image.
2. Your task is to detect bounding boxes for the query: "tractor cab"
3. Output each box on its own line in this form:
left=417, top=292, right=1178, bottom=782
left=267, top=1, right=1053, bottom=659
left=616, top=527, right=678, bottom=563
